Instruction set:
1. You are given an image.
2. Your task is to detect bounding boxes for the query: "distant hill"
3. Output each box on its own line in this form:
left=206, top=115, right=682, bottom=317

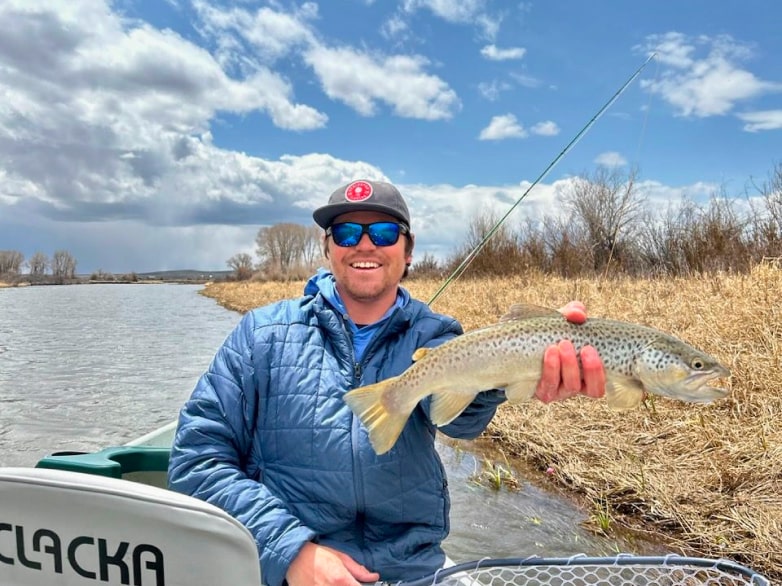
left=136, top=269, right=233, bottom=281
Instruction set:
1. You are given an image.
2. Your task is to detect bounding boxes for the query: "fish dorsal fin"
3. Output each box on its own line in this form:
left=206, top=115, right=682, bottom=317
left=412, top=347, right=429, bottom=361
left=500, top=303, right=563, bottom=323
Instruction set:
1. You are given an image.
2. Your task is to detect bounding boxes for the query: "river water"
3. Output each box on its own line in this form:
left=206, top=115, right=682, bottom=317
left=0, top=283, right=654, bottom=561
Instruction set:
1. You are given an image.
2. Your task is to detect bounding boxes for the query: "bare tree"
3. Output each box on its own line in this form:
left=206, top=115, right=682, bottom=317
left=27, top=252, right=49, bottom=276
left=227, top=253, right=254, bottom=281
left=447, top=210, right=523, bottom=277
left=255, top=223, right=311, bottom=276
left=565, top=167, right=645, bottom=273
left=637, top=203, right=688, bottom=275
left=748, top=162, right=782, bottom=259
left=301, top=224, right=325, bottom=270
left=51, top=250, right=77, bottom=281
left=0, top=250, right=24, bottom=274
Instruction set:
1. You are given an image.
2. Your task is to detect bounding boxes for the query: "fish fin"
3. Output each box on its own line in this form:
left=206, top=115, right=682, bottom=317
left=430, top=393, right=479, bottom=426
left=500, top=303, right=563, bottom=322
left=343, top=377, right=410, bottom=455
left=412, top=347, right=429, bottom=361
left=604, top=377, right=645, bottom=410
left=504, top=379, right=539, bottom=402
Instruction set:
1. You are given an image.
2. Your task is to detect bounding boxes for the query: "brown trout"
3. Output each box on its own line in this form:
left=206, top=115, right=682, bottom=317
left=344, top=304, right=731, bottom=455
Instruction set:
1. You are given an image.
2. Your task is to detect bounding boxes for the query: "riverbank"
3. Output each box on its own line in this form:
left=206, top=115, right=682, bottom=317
left=199, top=264, right=781, bottom=580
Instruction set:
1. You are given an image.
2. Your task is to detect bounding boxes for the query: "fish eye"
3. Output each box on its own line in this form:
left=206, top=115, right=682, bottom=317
left=691, top=359, right=704, bottom=370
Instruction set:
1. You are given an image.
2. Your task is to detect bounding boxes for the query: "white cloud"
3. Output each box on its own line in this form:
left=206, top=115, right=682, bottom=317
left=402, top=0, right=501, bottom=39
left=530, top=121, right=560, bottom=136
left=736, top=110, right=782, bottom=132
left=479, top=114, right=527, bottom=140
left=509, top=72, right=542, bottom=88
left=381, top=14, right=409, bottom=40
left=477, top=79, right=512, bottom=101
left=192, top=0, right=316, bottom=64
left=637, top=32, right=782, bottom=118
left=193, top=2, right=461, bottom=121
left=594, top=152, right=628, bottom=168
left=304, top=46, right=460, bottom=120
left=480, top=44, right=526, bottom=61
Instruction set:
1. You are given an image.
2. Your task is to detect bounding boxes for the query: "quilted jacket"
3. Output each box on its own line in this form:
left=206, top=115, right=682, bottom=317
left=168, top=270, right=506, bottom=586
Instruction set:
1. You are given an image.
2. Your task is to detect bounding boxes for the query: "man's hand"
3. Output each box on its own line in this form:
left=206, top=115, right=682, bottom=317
left=286, top=542, right=379, bottom=586
left=535, top=301, right=606, bottom=403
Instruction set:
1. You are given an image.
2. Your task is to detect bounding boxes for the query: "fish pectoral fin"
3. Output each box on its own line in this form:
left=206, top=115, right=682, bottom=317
left=503, top=378, right=539, bottom=402
left=412, top=347, right=429, bottom=361
left=604, top=377, right=645, bottom=410
left=500, top=303, right=563, bottom=323
left=430, top=393, right=478, bottom=427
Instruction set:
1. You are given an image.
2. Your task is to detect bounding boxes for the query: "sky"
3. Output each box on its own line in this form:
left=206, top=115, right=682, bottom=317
left=0, top=0, right=780, bottom=273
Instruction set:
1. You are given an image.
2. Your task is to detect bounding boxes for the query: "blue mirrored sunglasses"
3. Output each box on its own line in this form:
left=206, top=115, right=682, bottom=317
left=327, top=222, right=409, bottom=247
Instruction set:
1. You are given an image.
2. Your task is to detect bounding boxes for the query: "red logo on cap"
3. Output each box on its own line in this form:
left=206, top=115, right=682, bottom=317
left=344, top=181, right=373, bottom=202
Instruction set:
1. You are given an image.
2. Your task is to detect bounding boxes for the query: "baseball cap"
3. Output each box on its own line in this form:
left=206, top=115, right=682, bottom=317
left=313, top=180, right=411, bottom=229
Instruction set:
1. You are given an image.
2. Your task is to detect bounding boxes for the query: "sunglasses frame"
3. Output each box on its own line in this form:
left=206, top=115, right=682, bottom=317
left=327, top=221, right=409, bottom=247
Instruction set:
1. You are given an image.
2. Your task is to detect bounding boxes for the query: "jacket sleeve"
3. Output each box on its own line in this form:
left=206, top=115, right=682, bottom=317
left=418, top=318, right=507, bottom=440
left=167, top=311, right=316, bottom=586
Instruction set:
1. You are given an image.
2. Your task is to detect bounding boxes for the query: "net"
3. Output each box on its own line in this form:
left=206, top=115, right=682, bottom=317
left=397, top=555, right=771, bottom=586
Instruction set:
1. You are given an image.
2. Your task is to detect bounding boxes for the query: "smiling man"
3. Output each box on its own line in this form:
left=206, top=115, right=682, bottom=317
left=168, top=179, right=606, bottom=586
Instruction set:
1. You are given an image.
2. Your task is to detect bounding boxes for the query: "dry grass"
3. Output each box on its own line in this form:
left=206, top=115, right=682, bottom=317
left=201, top=265, right=782, bottom=580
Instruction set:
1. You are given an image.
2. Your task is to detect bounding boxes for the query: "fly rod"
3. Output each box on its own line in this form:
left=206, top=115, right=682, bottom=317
left=427, top=52, right=658, bottom=307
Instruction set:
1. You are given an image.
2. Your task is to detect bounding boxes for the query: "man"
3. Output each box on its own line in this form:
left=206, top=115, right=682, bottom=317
left=168, top=179, right=606, bottom=586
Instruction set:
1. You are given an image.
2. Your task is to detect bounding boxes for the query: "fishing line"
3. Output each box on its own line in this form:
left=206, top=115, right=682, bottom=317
left=600, top=53, right=660, bottom=281
left=427, top=52, right=658, bottom=307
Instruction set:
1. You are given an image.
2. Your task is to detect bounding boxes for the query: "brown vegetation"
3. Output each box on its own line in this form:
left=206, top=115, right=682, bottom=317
left=200, top=263, right=782, bottom=580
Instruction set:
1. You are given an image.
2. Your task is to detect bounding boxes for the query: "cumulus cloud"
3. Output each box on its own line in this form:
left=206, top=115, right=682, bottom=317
left=304, top=47, right=460, bottom=119
left=195, top=2, right=461, bottom=120
left=0, top=1, right=467, bottom=271
left=402, top=0, right=501, bottom=39
left=479, top=114, right=527, bottom=140
left=736, top=110, right=782, bottom=132
left=480, top=44, right=526, bottom=61
left=594, top=152, right=628, bottom=168
left=530, top=121, right=560, bottom=136
left=637, top=32, right=782, bottom=118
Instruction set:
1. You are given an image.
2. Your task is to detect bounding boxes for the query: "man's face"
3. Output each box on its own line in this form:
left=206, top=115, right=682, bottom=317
left=326, top=210, right=413, bottom=306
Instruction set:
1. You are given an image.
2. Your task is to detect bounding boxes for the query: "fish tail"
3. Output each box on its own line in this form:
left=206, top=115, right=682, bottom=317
left=343, top=376, right=411, bottom=455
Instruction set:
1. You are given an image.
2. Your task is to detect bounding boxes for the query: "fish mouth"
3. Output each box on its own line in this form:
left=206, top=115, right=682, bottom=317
left=663, top=366, right=731, bottom=403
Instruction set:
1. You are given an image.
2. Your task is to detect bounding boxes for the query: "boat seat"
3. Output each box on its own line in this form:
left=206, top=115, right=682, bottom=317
left=0, top=467, right=262, bottom=585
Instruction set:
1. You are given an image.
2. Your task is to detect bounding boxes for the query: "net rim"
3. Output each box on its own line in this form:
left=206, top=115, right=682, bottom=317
left=395, top=554, right=771, bottom=586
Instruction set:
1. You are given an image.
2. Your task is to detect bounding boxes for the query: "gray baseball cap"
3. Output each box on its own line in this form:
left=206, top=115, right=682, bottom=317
left=313, top=180, right=411, bottom=229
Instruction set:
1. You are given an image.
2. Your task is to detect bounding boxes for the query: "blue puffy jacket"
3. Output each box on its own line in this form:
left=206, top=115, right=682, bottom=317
left=168, top=271, right=506, bottom=586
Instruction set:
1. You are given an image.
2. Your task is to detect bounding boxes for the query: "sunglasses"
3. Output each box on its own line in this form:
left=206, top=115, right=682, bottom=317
left=327, top=222, right=409, bottom=247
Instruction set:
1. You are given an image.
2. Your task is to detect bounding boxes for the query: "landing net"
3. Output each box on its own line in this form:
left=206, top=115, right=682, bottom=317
left=398, top=555, right=771, bottom=586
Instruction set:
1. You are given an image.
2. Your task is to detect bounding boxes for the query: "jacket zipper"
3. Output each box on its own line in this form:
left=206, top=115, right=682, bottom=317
left=347, top=309, right=401, bottom=567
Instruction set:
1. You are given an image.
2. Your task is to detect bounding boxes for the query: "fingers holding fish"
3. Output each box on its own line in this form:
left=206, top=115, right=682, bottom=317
left=558, top=300, right=587, bottom=324
left=535, top=341, right=582, bottom=403
left=580, top=345, right=606, bottom=399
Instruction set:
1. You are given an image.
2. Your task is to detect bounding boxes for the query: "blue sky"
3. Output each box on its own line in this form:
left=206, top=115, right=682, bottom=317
left=0, top=0, right=780, bottom=273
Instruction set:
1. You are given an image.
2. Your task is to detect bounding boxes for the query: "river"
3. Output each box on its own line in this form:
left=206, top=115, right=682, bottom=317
left=0, top=283, right=654, bottom=561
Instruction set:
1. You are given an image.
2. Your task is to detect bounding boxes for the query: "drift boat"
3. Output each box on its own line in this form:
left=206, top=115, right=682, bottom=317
left=0, top=422, right=771, bottom=585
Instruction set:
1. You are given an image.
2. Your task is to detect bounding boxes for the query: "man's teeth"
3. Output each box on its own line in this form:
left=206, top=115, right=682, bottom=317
left=351, top=262, right=380, bottom=268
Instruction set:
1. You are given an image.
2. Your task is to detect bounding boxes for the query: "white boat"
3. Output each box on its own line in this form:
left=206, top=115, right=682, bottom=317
left=0, top=423, right=771, bottom=586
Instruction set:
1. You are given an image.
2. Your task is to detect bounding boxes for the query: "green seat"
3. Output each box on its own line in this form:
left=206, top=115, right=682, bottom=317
left=36, top=445, right=170, bottom=479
